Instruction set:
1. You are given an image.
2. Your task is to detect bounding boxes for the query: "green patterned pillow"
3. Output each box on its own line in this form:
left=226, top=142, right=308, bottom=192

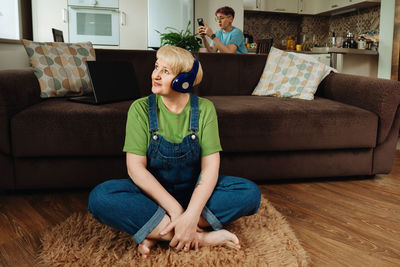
left=22, top=40, right=96, bottom=98
left=252, top=47, right=336, bottom=100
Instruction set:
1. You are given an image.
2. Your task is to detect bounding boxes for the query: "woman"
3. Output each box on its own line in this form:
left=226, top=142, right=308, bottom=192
left=88, top=46, right=260, bottom=259
left=199, top=6, right=247, bottom=54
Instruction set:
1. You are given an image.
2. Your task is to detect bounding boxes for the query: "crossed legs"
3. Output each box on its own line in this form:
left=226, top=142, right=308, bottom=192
left=88, top=176, right=260, bottom=259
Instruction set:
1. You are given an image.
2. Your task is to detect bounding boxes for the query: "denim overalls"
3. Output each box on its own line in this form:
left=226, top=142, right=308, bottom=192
left=89, top=94, right=261, bottom=244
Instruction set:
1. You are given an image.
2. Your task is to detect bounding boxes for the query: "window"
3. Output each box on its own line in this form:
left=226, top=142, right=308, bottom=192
left=0, top=0, right=20, bottom=39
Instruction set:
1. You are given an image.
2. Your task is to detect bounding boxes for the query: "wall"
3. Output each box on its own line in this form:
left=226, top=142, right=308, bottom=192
left=195, top=0, right=244, bottom=34
left=244, top=12, right=301, bottom=48
left=378, top=0, right=395, bottom=79
left=244, top=6, right=380, bottom=49
left=0, top=42, right=30, bottom=70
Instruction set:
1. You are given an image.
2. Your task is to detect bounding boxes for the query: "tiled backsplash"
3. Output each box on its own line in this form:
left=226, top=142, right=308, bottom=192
left=244, top=6, right=380, bottom=50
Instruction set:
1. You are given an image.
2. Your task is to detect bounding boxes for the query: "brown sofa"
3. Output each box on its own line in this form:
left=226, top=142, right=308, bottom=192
left=1, top=49, right=400, bottom=190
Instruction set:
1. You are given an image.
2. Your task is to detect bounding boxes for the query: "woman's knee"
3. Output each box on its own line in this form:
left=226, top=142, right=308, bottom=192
left=247, top=180, right=261, bottom=213
left=88, top=179, right=126, bottom=214
left=239, top=179, right=261, bottom=215
left=88, top=182, right=107, bottom=215
left=218, top=175, right=261, bottom=215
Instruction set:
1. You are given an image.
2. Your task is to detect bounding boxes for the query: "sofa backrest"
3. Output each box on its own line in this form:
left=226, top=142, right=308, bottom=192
left=194, top=52, right=268, bottom=96
left=95, top=49, right=268, bottom=97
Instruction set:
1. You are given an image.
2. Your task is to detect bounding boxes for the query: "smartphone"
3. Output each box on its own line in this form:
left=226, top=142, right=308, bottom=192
left=197, top=18, right=204, bottom=27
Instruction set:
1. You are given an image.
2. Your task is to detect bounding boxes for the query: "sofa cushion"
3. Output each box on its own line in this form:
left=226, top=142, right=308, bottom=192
left=22, top=40, right=96, bottom=98
left=252, top=47, right=335, bottom=100
left=10, top=96, right=378, bottom=157
left=11, top=99, right=131, bottom=157
left=206, top=96, right=378, bottom=152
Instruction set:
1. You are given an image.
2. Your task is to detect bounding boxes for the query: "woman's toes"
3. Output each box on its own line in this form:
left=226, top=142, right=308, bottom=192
left=138, top=239, right=157, bottom=259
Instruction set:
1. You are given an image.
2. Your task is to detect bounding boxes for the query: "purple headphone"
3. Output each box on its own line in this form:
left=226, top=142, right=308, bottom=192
left=171, top=56, right=199, bottom=93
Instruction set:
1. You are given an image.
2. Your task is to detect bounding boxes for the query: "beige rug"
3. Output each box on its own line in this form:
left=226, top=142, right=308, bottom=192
left=38, top=196, right=309, bottom=266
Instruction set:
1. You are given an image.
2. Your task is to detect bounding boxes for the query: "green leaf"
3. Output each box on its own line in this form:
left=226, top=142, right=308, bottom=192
left=156, top=20, right=200, bottom=52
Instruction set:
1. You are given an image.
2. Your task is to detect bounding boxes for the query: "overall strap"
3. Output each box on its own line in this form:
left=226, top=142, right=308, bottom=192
left=189, top=93, right=199, bottom=132
left=147, top=94, right=159, bottom=133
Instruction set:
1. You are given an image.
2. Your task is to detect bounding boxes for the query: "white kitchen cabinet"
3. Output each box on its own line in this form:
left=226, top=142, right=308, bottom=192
left=310, top=53, right=331, bottom=66
left=298, top=0, right=327, bottom=15
left=32, top=0, right=68, bottom=42
left=243, top=0, right=264, bottom=11
left=329, top=0, right=381, bottom=11
left=329, top=0, right=349, bottom=10
left=263, top=0, right=299, bottom=14
left=119, top=0, right=147, bottom=50
left=244, top=0, right=380, bottom=15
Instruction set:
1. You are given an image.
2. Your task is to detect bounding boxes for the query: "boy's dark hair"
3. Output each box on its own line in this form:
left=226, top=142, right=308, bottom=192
left=215, top=6, right=235, bottom=18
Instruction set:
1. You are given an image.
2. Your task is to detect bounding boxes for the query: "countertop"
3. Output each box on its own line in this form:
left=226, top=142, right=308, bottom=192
left=301, top=47, right=378, bottom=55
left=248, top=47, right=378, bottom=55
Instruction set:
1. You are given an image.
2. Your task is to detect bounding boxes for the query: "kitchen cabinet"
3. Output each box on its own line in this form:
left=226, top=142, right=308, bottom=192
left=243, top=0, right=264, bottom=11
left=244, top=0, right=380, bottom=15
left=119, top=0, right=147, bottom=50
left=298, top=0, right=327, bottom=15
left=329, top=0, right=349, bottom=10
left=31, top=0, right=148, bottom=49
left=32, top=0, right=68, bottom=42
left=244, top=0, right=298, bottom=13
left=329, top=0, right=380, bottom=11
left=263, top=0, right=298, bottom=14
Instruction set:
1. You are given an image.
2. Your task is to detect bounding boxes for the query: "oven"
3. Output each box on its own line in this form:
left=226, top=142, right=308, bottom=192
left=68, top=0, right=119, bottom=46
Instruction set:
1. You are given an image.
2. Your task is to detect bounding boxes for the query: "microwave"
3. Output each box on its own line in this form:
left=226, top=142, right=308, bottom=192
left=68, top=0, right=119, bottom=46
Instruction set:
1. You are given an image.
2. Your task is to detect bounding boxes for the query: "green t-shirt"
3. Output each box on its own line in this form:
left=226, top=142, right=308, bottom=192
left=123, top=94, right=222, bottom=157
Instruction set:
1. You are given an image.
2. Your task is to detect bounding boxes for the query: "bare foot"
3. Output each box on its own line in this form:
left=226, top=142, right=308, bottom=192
left=199, top=229, right=241, bottom=250
left=138, top=238, right=157, bottom=259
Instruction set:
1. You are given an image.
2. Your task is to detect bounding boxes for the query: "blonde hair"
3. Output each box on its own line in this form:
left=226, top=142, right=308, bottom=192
left=156, top=46, right=203, bottom=86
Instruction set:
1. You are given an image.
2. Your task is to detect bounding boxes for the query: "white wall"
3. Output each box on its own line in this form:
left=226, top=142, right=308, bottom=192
left=378, top=0, right=395, bottom=79
left=195, top=0, right=244, bottom=34
left=0, top=43, right=30, bottom=70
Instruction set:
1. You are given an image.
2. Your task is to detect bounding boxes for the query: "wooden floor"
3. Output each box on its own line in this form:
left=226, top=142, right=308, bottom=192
left=1, top=153, right=400, bottom=266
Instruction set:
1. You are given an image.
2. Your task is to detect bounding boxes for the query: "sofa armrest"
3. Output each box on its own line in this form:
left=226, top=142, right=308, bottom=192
left=318, top=72, right=400, bottom=144
left=0, top=69, right=41, bottom=154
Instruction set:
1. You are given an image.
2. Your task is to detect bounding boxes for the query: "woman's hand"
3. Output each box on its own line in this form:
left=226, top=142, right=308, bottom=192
left=160, top=211, right=202, bottom=251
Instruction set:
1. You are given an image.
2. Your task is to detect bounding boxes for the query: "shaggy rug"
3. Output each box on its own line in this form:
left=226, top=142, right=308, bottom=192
left=38, top=196, right=309, bottom=266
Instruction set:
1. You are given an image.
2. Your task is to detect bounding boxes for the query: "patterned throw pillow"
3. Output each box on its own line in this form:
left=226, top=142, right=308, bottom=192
left=22, top=40, right=96, bottom=98
left=252, top=47, right=336, bottom=100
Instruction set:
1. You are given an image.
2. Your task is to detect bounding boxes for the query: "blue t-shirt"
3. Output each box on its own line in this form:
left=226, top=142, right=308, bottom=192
left=211, top=27, right=248, bottom=54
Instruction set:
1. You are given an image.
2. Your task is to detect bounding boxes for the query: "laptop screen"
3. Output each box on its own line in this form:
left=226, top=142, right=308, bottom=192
left=86, top=61, right=140, bottom=103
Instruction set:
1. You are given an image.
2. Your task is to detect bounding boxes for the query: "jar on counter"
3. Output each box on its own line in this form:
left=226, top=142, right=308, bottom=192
left=358, top=37, right=367, bottom=49
left=286, top=36, right=295, bottom=50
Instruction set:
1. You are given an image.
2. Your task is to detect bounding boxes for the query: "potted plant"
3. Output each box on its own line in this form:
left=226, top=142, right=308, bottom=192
left=156, top=21, right=201, bottom=52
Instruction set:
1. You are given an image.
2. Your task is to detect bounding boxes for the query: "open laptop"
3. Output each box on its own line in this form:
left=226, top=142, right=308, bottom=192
left=69, top=61, right=140, bottom=104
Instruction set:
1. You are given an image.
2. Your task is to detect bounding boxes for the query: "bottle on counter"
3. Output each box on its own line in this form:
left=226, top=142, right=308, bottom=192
left=343, top=32, right=357, bottom=49
left=286, top=36, right=295, bottom=50
left=331, top=30, right=336, bottom=47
